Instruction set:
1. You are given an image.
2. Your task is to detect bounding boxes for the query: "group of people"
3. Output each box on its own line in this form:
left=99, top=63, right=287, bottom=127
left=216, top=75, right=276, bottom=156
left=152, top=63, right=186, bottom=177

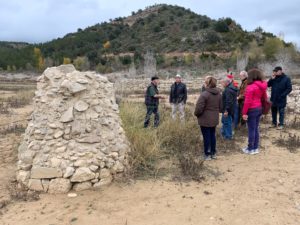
left=144, top=66, right=292, bottom=160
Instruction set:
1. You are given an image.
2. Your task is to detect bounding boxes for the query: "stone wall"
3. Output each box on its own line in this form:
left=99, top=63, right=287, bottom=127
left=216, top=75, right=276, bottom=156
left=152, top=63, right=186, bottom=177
left=17, top=65, right=130, bottom=193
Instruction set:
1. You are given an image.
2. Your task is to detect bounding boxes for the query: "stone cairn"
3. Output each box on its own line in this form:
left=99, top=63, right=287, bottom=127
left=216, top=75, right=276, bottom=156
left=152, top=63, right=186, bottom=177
left=17, top=65, right=130, bottom=193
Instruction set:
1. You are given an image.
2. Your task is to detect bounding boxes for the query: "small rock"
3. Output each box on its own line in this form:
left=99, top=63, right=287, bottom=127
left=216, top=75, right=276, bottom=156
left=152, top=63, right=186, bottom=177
left=71, top=167, right=95, bottom=182
left=48, top=178, right=72, bottom=194
left=68, top=193, right=77, bottom=198
left=60, top=107, right=74, bottom=123
left=74, top=100, right=89, bottom=112
left=64, top=167, right=75, bottom=178
left=99, top=169, right=111, bottom=179
left=73, top=182, right=92, bottom=191
left=93, top=176, right=112, bottom=189
left=28, top=179, right=44, bottom=191
left=54, top=130, right=64, bottom=139
left=89, top=165, right=99, bottom=172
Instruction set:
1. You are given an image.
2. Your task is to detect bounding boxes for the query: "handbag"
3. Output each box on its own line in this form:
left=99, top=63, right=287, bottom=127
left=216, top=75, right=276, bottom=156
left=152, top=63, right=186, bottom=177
left=261, top=96, right=272, bottom=115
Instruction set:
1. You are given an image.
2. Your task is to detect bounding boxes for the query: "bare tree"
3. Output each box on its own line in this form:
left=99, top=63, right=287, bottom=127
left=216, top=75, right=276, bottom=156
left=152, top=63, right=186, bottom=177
left=128, top=61, right=137, bottom=78
left=236, top=54, right=248, bottom=73
left=144, top=50, right=156, bottom=78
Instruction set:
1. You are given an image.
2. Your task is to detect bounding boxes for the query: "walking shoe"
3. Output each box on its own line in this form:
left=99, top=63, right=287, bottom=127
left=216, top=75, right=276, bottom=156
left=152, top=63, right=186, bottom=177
left=242, top=147, right=250, bottom=154
left=249, top=149, right=259, bottom=155
left=277, top=125, right=284, bottom=130
left=211, top=154, right=217, bottom=160
left=204, top=155, right=212, bottom=161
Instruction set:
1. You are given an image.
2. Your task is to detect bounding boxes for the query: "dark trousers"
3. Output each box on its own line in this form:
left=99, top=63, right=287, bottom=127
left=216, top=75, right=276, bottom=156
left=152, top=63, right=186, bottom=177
left=247, top=108, right=262, bottom=150
left=200, top=126, right=216, bottom=156
left=144, top=106, right=160, bottom=128
left=271, top=106, right=285, bottom=126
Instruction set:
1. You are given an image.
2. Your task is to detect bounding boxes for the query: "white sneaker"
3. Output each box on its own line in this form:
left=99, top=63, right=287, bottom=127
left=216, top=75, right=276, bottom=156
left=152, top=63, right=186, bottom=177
left=242, top=147, right=250, bottom=154
left=249, top=149, right=259, bottom=155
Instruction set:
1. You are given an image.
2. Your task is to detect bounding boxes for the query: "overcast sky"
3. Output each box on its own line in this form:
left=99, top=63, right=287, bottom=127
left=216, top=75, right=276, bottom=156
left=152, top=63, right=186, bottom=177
left=1, top=0, right=299, bottom=47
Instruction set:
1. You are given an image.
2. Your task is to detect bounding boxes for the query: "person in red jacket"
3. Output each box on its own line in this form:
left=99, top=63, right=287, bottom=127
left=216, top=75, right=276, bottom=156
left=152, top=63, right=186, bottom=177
left=242, top=68, right=268, bottom=155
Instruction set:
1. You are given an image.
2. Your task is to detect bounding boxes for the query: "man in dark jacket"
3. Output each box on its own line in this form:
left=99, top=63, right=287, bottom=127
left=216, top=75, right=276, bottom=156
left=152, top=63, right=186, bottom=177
left=221, top=77, right=238, bottom=139
left=144, top=76, right=164, bottom=128
left=169, top=74, right=187, bottom=121
left=268, top=66, right=292, bottom=129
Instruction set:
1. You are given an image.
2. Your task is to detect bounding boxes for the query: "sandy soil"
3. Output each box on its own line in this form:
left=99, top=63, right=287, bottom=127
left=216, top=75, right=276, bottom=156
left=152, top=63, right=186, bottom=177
left=0, top=95, right=299, bottom=225
left=1, top=138, right=300, bottom=225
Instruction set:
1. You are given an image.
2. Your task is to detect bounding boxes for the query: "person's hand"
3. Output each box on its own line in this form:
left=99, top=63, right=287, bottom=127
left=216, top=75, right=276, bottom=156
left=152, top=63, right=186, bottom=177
left=242, top=115, right=248, bottom=121
left=224, top=111, right=228, bottom=117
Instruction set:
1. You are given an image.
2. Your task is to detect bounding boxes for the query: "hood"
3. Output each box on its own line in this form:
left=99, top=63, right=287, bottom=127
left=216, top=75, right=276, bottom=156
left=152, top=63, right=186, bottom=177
left=206, top=87, right=220, bottom=95
left=253, top=80, right=267, bottom=91
left=228, top=82, right=238, bottom=92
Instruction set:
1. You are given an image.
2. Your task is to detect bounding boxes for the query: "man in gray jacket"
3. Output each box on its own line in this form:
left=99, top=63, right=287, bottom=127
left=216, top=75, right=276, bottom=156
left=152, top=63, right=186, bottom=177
left=169, top=74, right=187, bottom=121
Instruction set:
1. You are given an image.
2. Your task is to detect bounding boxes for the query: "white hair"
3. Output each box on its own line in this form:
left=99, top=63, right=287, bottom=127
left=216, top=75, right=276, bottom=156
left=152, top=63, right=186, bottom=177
left=240, top=70, right=248, bottom=78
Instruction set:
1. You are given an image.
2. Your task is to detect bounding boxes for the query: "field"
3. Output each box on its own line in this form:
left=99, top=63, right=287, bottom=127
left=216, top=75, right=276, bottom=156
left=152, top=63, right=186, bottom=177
left=0, top=76, right=299, bottom=225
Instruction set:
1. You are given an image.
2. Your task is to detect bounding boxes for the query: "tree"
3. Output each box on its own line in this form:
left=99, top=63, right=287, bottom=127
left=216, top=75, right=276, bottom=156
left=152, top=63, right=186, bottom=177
left=184, top=53, right=194, bottom=66
left=103, top=41, right=111, bottom=50
left=214, top=19, right=229, bottom=32
left=263, top=37, right=284, bottom=60
left=33, top=47, right=45, bottom=71
left=73, top=56, right=90, bottom=71
left=144, top=50, right=156, bottom=77
left=63, top=57, right=71, bottom=64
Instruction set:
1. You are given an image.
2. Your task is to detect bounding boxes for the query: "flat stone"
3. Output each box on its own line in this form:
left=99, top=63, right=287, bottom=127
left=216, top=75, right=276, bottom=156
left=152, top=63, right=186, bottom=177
left=60, top=107, right=74, bottom=123
left=74, top=160, right=88, bottom=167
left=93, top=176, right=112, bottom=189
left=76, top=134, right=99, bottom=144
left=48, top=178, right=72, bottom=194
left=28, top=179, right=44, bottom=191
left=99, top=169, right=111, bottom=179
left=89, top=165, right=99, bottom=172
left=56, top=146, right=67, bottom=153
left=74, top=100, right=89, bottom=112
left=54, top=130, right=64, bottom=139
left=73, top=182, right=92, bottom=191
left=68, top=82, right=87, bottom=94
left=70, top=167, right=95, bottom=182
left=31, top=167, right=62, bottom=179
left=77, top=78, right=89, bottom=84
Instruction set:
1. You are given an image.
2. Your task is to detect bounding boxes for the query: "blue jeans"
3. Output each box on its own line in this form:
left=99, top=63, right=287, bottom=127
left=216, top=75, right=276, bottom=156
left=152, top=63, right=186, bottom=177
left=200, top=126, right=216, bottom=156
left=247, top=108, right=262, bottom=150
left=221, top=114, right=233, bottom=139
left=271, top=106, right=285, bottom=126
left=144, top=106, right=160, bottom=128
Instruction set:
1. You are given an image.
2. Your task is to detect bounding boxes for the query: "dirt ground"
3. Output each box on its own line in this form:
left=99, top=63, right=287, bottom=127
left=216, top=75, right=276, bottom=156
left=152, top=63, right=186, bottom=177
left=0, top=91, right=300, bottom=225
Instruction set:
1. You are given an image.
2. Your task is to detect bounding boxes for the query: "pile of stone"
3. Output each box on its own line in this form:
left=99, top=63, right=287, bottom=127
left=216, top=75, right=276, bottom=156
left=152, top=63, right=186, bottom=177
left=17, top=65, right=130, bottom=193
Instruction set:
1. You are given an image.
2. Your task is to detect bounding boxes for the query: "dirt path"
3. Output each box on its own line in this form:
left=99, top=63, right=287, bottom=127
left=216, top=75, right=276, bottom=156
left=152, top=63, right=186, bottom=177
left=1, top=130, right=299, bottom=225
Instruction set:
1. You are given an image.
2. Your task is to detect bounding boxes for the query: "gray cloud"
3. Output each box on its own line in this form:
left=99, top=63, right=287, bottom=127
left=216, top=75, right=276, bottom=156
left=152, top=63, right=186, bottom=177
left=0, top=0, right=299, bottom=47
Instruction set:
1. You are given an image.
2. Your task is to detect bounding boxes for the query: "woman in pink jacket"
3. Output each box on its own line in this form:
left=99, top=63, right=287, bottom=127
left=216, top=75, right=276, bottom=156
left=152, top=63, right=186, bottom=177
left=242, top=69, right=268, bottom=155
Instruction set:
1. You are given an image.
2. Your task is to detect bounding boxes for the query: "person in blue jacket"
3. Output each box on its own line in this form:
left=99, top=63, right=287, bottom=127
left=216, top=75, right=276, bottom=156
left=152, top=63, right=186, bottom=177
left=267, top=66, right=292, bottom=129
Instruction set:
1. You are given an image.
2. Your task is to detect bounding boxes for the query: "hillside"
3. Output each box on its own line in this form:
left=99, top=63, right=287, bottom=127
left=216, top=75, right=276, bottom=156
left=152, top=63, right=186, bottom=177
left=38, top=4, right=270, bottom=62
left=0, top=4, right=296, bottom=72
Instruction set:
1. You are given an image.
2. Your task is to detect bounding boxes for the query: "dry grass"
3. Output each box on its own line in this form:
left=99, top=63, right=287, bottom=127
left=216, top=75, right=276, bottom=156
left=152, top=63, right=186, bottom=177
left=120, top=102, right=204, bottom=180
